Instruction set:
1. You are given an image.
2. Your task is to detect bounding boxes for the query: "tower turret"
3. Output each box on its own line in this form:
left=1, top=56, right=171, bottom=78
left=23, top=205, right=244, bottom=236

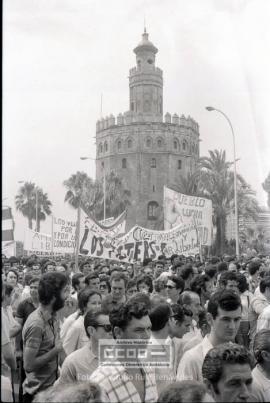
left=129, top=29, right=163, bottom=122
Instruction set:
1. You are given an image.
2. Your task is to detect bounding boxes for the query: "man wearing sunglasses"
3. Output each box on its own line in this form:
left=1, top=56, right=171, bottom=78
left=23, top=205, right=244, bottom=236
left=55, top=309, right=112, bottom=384
left=165, top=276, right=185, bottom=304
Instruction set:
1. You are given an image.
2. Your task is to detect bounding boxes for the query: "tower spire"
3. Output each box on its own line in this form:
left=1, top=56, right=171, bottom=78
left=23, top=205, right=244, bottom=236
left=144, top=16, right=146, bottom=33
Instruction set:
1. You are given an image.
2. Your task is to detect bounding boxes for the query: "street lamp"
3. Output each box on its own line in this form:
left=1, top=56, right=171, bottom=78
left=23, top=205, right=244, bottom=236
left=205, top=106, right=239, bottom=256
left=18, top=180, right=39, bottom=232
left=80, top=156, right=106, bottom=221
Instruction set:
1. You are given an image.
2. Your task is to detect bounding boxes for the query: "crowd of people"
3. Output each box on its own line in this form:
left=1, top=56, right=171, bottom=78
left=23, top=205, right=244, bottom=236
left=1, top=252, right=270, bottom=402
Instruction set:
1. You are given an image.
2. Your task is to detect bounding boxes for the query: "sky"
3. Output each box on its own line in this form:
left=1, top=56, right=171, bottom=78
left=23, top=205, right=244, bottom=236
left=3, top=0, right=270, bottom=242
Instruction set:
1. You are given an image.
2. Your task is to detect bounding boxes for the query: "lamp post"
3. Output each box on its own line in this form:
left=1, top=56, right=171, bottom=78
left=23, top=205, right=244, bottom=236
left=205, top=106, right=239, bottom=256
left=18, top=180, right=39, bottom=232
left=80, top=156, right=106, bottom=221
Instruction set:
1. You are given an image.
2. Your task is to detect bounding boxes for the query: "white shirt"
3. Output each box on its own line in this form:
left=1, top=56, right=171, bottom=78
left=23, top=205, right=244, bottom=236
left=181, top=319, right=201, bottom=345
left=60, top=310, right=80, bottom=340
left=176, top=335, right=213, bottom=382
left=252, top=365, right=270, bottom=402
left=63, top=314, right=89, bottom=355
left=257, top=305, right=270, bottom=332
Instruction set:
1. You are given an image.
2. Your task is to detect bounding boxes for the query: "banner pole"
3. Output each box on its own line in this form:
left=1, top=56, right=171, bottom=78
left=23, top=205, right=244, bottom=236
left=75, top=203, right=81, bottom=272
left=51, top=215, right=54, bottom=255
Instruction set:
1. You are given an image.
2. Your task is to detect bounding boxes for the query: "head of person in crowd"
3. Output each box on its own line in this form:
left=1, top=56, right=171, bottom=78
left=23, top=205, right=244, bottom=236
left=217, top=262, right=228, bottom=276
left=80, top=260, right=94, bottom=276
left=253, top=329, right=270, bottom=373
left=55, top=262, right=68, bottom=273
left=126, top=279, right=138, bottom=300
left=42, top=260, right=56, bottom=274
left=18, top=268, right=24, bottom=284
left=33, top=381, right=106, bottom=403
left=85, top=273, right=100, bottom=291
left=179, top=264, right=195, bottom=290
left=27, top=259, right=42, bottom=276
left=77, top=288, right=102, bottom=315
left=110, top=272, right=127, bottom=302
left=126, top=264, right=134, bottom=278
left=99, top=265, right=110, bottom=276
left=84, top=309, right=113, bottom=346
left=158, top=380, right=214, bottom=403
left=99, top=275, right=111, bottom=297
left=29, top=277, right=40, bottom=302
left=228, top=262, right=238, bottom=273
left=171, top=254, right=180, bottom=268
left=236, top=273, right=249, bottom=295
left=38, top=272, right=69, bottom=312
left=136, top=274, right=153, bottom=294
left=2, top=282, right=14, bottom=307
left=205, top=264, right=218, bottom=282
left=154, top=261, right=165, bottom=278
left=153, top=277, right=167, bottom=298
left=202, top=343, right=253, bottom=403
left=170, top=303, right=193, bottom=339
left=129, top=291, right=152, bottom=310
left=248, top=260, right=262, bottom=284
left=165, top=275, right=185, bottom=304
left=259, top=276, right=270, bottom=301
left=72, top=272, right=86, bottom=293
left=178, top=290, right=201, bottom=323
left=174, top=262, right=185, bottom=277
left=190, top=274, right=213, bottom=305
left=219, top=271, right=239, bottom=294
left=149, top=301, right=172, bottom=339
left=6, top=268, right=18, bottom=288
left=198, top=309, right=211, bottom=338
left=207, top=289, right=242, bottom=344
left=109, top=300, right=151, bottom=341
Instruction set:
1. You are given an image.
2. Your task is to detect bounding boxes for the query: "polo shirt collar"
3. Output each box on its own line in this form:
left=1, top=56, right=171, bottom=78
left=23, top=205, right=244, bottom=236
left=38, top=306, right=55, bottom=322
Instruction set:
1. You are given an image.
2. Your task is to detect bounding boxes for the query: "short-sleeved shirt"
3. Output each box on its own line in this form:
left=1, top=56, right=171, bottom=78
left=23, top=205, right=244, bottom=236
left=1, top=308, right=12, bottom=378
left=22, top=307, right=60, bottom=396
left=16, top=298, right=36, bottom=326
left=16, top=297, right=37, bottom=351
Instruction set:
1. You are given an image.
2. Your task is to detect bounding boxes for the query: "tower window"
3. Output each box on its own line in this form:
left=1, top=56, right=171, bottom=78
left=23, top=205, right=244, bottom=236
left=131, top=102, right=135, bottom=111
left=117, top=140, right=122, bottom=151
left=178, top=160, right=182, bottom=169
left=153, top=185, right=155, bottom=192
left=157, top=139, right=162, bottom=148
left=174, top=140, right=178, bottom=150
left=122, top=158, right=127, bottom=168
left=183, top=141, right=186, bottom=151
left=128, top=139, right=132, bottom=149
left=99, top=143, right=103, bottom=154
left=101, top=161, right=104, bottom=168
left=148, top=201, right=159, bottom=220
left=144, top=100, right=150, bottom=112
left=147, top=59, right=153, bottom=64
left=151, top=158, right=156, bottom=168
left=146, top=138, right=152, bottom=147
left=104, top=142, right=108, bottom=152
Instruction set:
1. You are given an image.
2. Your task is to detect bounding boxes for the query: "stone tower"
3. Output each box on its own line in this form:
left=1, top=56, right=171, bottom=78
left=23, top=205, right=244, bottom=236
left=96, top=30, right=200, bottom=230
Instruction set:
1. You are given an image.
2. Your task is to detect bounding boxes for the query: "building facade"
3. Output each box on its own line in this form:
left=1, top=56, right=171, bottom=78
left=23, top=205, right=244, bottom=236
left=95, top=30, right=200, bottom=230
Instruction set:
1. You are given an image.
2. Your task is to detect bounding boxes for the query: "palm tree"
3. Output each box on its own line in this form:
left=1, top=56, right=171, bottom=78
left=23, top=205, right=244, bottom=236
left=173, top=170, right=205, bottom=197
left=15, top=182, right=52, bottom=231
left=200, top=150, right=237, bottom=255
left=93, top=171, right=131, bottom=220
left=63, top=172, right=95, bottom=209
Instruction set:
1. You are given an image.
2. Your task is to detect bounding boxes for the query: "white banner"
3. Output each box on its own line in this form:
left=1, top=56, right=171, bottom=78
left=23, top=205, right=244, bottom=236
left=164, top=186, right=212, bottom=245
left=79, top=221, right=202, bottom=262
left=2, top=241, right=16, bottom=258
left=52, top=216, right=76, bottom=253
left=24, top=228, right=53, bottom=256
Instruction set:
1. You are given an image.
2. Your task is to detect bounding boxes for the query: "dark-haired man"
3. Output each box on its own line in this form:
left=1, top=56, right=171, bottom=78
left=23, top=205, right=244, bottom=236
left=252, top=330, right=270, bottom=401
left=90, top=301, right=158, bottom=402
left=177, top=289, right=242, bottom=382
left=249, top=277, right=270, bottom=346
left=22, top=272, right=69, bottom=403
left=56, top=309, right=112, bottom=384
left=202, top=343, right=264, bottom=402
left=165, top=275, right=185, bottom=304
left=101, top=272, right=127, bottom=313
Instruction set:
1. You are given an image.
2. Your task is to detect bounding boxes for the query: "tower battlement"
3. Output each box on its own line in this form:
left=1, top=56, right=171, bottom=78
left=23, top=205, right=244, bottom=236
left=96, top=113, right=199, bottom=134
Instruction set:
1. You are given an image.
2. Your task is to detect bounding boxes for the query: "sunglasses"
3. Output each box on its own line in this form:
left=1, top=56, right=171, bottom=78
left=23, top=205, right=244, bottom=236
left=165, top=285, right=176, bottom=289
left=96, top=324, right=112, bottom=332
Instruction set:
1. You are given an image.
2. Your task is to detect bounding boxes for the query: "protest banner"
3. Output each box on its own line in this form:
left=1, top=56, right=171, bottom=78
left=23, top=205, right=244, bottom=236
left=164, top=186, right=213, bottom=245
left=52, top=216, right=77, bottom=253
left=24, top=228, right=53, bottom=256
left=79, top=221, right=202, bottom=263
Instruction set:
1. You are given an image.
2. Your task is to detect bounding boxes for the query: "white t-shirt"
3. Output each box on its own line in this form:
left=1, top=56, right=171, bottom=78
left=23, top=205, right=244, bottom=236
left=252, top=365, right=270, bottom=402
left=257, top=305, right=270, bottom=332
